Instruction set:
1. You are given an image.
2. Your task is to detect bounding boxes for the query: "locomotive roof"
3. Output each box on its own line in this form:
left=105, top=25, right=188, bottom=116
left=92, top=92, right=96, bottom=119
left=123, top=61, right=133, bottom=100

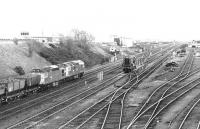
left=62, top=62, right=73, bottom=66
left=71, top=60, right=84, bottom=65
left=43, top=66, right=59, bottom=71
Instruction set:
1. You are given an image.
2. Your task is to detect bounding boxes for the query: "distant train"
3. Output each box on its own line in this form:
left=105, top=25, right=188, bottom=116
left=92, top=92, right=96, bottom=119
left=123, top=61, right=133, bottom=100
left=110, top=47, right=120, bottom=55
left=0, top=60, right=85, bottom=103
left=176, top=47, right=186, bottom=57
left=122, top=56, right=136, bottom=73
left=122, top=56, right=145, bottom=73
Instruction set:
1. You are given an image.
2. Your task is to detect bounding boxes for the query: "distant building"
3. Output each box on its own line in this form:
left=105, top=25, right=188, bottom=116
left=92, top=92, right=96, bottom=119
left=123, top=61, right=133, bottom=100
left=189, top=40, right=200, bottom=48
left=20, top=32, right=29, bottom=38
left=101, top=42, right=117, bottom=46
left=30, top=36, right=60, bottom=44
left=19, top=32, right=60, bottom=44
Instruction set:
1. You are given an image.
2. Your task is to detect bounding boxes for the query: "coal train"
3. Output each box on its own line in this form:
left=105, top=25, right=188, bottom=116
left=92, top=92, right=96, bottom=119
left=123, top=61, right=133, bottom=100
left=122, top=56, right=145, bottom=73
left=0, top=60, right=85, bottom=103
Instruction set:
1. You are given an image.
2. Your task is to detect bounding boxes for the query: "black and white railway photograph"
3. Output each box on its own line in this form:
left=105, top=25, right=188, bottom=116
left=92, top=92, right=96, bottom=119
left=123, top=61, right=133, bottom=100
left=0, top=0, right=200, bottom=129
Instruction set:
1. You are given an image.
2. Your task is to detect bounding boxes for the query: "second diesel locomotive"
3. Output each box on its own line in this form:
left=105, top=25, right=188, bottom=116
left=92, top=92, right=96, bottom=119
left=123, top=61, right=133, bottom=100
left=122, top=56, right=136, bottom=73
left=122, top=56, right=145, bottom=73
left=110, top=47, right=120, bottom=55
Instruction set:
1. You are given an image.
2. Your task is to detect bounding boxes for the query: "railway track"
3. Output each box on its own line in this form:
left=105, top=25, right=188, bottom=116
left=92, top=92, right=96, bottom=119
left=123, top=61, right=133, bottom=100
left=97, top=47, right=173, bottom=129
left=145, top=46, right=173, bottom=64
left=6, top=44, right=172, bottom=129
left=145, top=45, right=180, bottom=65
left=0, top=63, right=121, bottom=126
left=143, top=49, right=195, bottom=127
left=3, top=45, right=174, bottom=129
left=84, top=59, right=122, bottom=74
left=57, top=75, right=133, bottom=129
left=176, top=93, right=200, bottom=129
left=126, top=49, right=199, bottom=129
left=0, top=43, right=170, bottom=120
left=197, top=121, right=200, bottom=129
left=123, top=66, right=200, bottom=129
left=6, top=72, right=128, bottom=129
left=54, top=50, right=170, bottom=129
left=142, top=49, right=195, bottom=129
left=140, top=72, right=200, bottom=129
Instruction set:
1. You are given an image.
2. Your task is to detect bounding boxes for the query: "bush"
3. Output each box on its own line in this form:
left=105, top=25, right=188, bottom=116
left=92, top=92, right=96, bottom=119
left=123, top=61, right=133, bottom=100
left=49, top=43, right=57, bottom=48
left=27, top=42, right=33, bottom=57
left=13, top=38, right=19, bottom=45
left=27, top=30, right=110, bottom=68
left=39, top=52, right=49, bottom=58
left=14, top=66, right=25, bottom=75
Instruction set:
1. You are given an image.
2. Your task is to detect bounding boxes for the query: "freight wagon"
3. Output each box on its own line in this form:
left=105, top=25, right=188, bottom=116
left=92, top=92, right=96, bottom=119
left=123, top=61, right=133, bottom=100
left=0, top=78, right=25, bottom=102
left=16, top=73, right=41, bottom=94
left=0, top=60, right=85, bottom=103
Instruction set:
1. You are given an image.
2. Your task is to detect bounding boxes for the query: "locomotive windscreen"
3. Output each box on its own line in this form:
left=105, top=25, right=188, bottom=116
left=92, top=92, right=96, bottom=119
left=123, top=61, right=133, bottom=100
left=132, top=57, right=136, bottom=64
left=124, top=58, right=130, bottom=65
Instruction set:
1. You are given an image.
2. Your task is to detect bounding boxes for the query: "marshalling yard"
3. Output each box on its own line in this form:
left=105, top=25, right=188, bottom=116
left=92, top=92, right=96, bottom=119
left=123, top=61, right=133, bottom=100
left=0, top=42, right=200, bottom=129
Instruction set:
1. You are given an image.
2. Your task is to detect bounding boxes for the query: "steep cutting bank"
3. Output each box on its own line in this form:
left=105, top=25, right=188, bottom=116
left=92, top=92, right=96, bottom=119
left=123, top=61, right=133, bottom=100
left=0, top=39, right=112, bottom=78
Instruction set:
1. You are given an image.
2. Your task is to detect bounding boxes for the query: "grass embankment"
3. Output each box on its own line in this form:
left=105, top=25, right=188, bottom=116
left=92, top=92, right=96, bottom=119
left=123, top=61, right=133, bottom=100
left=28, top=38, right=111, bottom=68
left=0, top=41, right=51, bottom=78
left=0, top=37, right=111, bottom=78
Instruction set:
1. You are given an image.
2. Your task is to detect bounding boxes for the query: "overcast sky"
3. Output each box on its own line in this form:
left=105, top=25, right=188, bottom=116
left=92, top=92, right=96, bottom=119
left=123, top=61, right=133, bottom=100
left=0, top=0, right=200, bottom=41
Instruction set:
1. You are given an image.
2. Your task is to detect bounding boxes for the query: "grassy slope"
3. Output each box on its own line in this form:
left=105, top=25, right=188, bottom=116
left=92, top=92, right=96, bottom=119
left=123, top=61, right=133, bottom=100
left=0, top=41, right=51, bottom=78
left=31, top=40, right=111, bottom=67
left=0, top=40, right=111, bottom=78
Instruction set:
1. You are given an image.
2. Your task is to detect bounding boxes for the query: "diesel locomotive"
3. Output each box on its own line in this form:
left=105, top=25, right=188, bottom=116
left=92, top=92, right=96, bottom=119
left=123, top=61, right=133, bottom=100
left=122, top=56, right=145, bottom=73
left=122, top=56, right=136, bottom=73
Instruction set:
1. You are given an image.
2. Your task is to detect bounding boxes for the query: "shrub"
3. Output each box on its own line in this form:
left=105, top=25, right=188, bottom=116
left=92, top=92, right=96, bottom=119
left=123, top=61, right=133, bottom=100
left=14, top=66, right=25, bottom=75
left=28, top=30, right=110, bottom=68
left=13, top=38, right=19, bottom=45
left=26, top=42, right=33, bottom=57
left=39, top=52, right=49, bottom=58
left=49, top=43, right=57, bottom=48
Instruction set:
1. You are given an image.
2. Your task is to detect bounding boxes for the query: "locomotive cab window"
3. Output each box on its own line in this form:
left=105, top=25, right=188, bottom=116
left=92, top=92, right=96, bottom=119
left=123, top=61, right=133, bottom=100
left=62, top=69, right=65, bottom=76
